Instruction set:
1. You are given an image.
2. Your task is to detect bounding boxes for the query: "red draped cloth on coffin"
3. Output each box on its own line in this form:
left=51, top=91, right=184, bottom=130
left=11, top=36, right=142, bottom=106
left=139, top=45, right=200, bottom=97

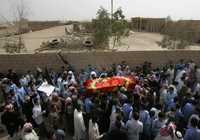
left=84, top=76, right=136, bottom=93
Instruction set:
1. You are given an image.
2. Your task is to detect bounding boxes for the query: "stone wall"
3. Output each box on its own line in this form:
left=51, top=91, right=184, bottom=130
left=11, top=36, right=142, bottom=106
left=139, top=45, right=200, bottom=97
left=0, top=51, right=200, bottom=74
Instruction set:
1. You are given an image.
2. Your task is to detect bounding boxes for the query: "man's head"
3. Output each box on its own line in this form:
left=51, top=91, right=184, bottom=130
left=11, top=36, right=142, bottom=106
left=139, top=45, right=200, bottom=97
left=133, top=112, right=140, bottom=120
left=116, top=115, right=122, bottom=122
left=23, top=123, right=33, bottom=133
left=16, top=81, right=22, bottom=88
left=116, top=106, right=121, bottom=113
left=158, top=112, right=166, bottom=121
left=169, top=86, right=174, bottom=93
left=190, top=117, right=199, bottom=128
left=5, top=104, right=14, bottom=112
left=25, top=96, right=31, bottom=102
left=115, top=120, right=122, bottom=129
left=76, top=104, right=81, bottom=112
left=8, top=69, right=13, bottom=74
left=90, top=71, right=97, bottom=79
left=91, top=115, right=98, bottom=124
left=175, top=103, right=181, bottom=110
left=33, top=98, right=40, bottom=105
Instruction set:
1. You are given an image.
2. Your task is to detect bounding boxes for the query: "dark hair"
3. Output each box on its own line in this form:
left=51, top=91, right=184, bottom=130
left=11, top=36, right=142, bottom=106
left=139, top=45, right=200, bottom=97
left=149, top=110, right=155, bottom=118
left=190, top=117, right=199, bottom=127
left=33, top=98, right=39, bottom=105
left=126, top=98, right=132, bottom=104
left=140, top=104, right=146, bottom=110
left=53, top=125, right=58, bottom=130
left=155, top=104, right=162, bottom=110
left=116, top=115, right=122, bottom=121
left=115, top=120, right=121, bottom=129
left=173, top=97, right=178, bottom=103
left=133, top=112, right=139, bottom=120
left=169, top=86, right=174, bottom=91
left=76, top=104, right=81, bottom=111
left=91, top=115, right=97, bottom=123
left=176, top=103, right=181, bottom=109
left=158, top=112, right=166, bottom=119
left=170, top=107, right=176, bottom=112
left=116, top=106, right=121, bottom=113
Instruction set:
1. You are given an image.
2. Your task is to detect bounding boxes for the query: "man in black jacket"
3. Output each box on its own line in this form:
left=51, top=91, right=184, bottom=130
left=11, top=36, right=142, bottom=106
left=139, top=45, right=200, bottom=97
left=106, top=119, right=128, bottom=140
left=1, top=104, right=22, bottom=138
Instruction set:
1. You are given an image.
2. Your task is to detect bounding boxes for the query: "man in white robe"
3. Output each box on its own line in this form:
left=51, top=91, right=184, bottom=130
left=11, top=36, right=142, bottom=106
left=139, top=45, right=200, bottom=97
left=74, top=105, right=86, bottom=140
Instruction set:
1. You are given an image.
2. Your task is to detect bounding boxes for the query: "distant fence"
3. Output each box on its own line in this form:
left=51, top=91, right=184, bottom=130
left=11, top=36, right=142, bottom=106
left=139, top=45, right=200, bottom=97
left=0, top=51, right=200, bottom=74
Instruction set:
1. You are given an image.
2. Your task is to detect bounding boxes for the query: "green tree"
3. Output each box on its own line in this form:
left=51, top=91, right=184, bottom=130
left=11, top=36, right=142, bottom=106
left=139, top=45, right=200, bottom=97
left=158, top=35, right=190, bottom=49
left=92, top=7, right=129, bottom=49
left=112, top=8, right=129, bottom=48
left=93, top=7, right=111, bottom=48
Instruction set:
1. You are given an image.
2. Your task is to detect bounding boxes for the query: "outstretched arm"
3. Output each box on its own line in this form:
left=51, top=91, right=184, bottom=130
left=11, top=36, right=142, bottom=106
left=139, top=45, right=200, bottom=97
left=57, top=50, right=69, bottom=65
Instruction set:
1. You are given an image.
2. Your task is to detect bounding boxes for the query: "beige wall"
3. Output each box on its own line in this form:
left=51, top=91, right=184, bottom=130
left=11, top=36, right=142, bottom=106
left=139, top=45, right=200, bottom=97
left=0, top=51, right=200, bottom=74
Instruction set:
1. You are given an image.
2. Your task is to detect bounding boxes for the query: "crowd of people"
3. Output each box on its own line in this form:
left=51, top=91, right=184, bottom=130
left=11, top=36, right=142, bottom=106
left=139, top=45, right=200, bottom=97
left=0, top=59, right=200, bottom=140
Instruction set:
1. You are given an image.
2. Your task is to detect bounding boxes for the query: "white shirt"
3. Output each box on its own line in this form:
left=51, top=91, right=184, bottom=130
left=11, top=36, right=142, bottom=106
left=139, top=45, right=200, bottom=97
left=74, top=109, right=86, bottom=140
left=193, top=83, right=200, bottom=96
left=22, top=130, right=39, bottom=140
left=89, top=120, right=100, bottom=140
left=109, top=111, right=118, bottom=131
left=167, top=68, right=174, bottom=84
left=160, top=88, right=168, bottom=104
left=32, top=105, right=43, bottom=125
left=175, top=70, right=185, bottom=82
left=177, top=79, right=184, bottom=92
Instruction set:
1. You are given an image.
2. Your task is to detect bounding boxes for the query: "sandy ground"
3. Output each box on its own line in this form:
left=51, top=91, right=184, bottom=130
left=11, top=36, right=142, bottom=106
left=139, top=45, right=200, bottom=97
left=109, top=32, right=167, bottom=51
left=21, top=26, right=167, bottom=52
left=0, top=25, right=200, bottom=53
left=20, top=25, right=167, bottom=52
left=0, top=26, right=66, bottom=53
left=22, top=26, right=66, bottom=52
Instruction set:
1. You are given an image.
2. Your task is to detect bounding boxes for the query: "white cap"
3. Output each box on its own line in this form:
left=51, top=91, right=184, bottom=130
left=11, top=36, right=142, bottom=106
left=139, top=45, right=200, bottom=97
left=2, top=78, right=8, bottom=81
left=68, top=71, right=73, bottom=74
left=63, top=81, right=68, bottom=85
left=175, top=131, right=183, bottom=139
left=90, top=71, right=97, bottom=76
left=66, top=97, right=72, bottom=103
left=51, top=92, right=58, bottom=96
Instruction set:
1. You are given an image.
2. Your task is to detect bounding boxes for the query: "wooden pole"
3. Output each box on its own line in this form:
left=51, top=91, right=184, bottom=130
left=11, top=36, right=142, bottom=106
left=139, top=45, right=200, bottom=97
left=111, top=0, right=113, bottom=35
left=111, top=0, right=113, bottom=20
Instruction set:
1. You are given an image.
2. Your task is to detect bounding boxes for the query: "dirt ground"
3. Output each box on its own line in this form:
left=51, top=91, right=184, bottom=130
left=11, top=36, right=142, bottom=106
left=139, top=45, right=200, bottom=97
left=0, top=25, right=200, bottom=53
left=109, top=31, right=166, bottom=51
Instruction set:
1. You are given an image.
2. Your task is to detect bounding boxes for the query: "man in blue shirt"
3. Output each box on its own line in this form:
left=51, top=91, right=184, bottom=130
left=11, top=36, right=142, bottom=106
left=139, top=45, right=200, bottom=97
left=84, top=97, right=93, bottom=114
left=84, top=97, right=94, bottom=129
left=122, top=99, right=133, bottom=122
left=139, top=104, right=150, bottom=140
left=15, top=82, right=27, bottom=108
left=182, top=102, right=195, bottom=122
left=184, top=117, right=200, bottom=140
left=164, top=86, right=177, bottom=111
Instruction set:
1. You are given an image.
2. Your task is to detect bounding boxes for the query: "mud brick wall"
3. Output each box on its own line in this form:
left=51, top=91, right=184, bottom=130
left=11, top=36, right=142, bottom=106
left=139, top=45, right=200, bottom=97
left=0, top=51, right=200, bottom=74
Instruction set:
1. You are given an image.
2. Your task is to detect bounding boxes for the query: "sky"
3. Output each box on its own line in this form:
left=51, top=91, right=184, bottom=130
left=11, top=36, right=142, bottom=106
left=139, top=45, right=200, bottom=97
left=0, top=0, right=200, bottom=22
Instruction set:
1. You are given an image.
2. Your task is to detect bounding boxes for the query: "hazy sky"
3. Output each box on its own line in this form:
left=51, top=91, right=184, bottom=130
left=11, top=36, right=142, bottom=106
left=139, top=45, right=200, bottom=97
left=0, top=0, right=200, bottom=21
